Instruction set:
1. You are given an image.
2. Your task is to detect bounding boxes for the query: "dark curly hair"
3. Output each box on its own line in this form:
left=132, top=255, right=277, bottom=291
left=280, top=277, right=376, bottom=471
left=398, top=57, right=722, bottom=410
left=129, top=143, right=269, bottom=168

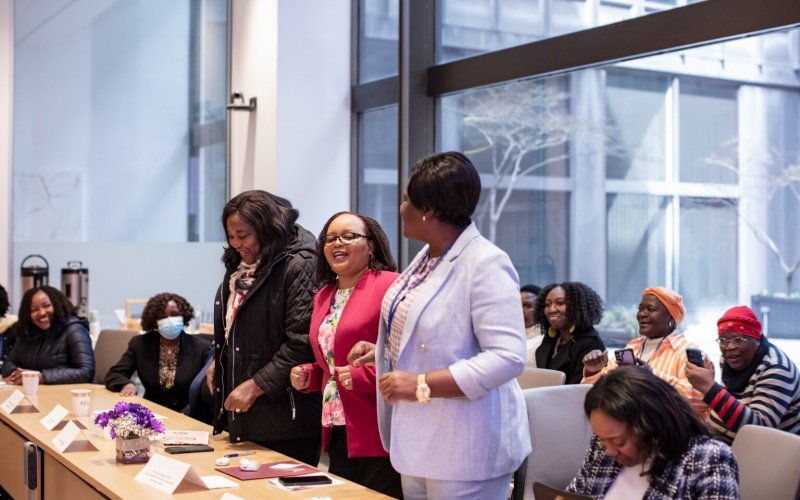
left=221, top=190, right=299, bottom=273
left=17, top=286, right=77, bottom=337
left=0, top=284, right=9, bottom=317
left=532, top=281, right=604, bottom=331
left=140, top=293, right=194, bottom=333
left=314, top=211, right=397, bottom=287
left=585, top=366, right=709, bottom=490
left=407, top=151, right=481, bottom=229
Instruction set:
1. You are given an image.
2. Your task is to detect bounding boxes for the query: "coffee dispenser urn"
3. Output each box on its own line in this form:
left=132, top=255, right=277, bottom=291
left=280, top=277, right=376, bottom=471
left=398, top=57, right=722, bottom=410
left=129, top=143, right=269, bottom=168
left=20, top=255, right=49, bottom=295
left=62, top=261, right=89, bottom=318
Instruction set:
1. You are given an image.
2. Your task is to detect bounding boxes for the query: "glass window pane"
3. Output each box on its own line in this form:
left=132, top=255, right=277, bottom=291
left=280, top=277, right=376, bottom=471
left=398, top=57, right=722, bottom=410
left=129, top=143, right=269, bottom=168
left=679, top=197, right=738, bottom=308
left=13, top=0, right=227, bottom=243
left=605, top=71, right=669, bottom=181
left=358, top=0, right=399, bottom=83
left=679, top=79, right=738, bottom=184
left=606, top=194, right=667, bottom=308
left=357, top=107, right=399, bottom=259
left=437, top=0, right=706, bottom=64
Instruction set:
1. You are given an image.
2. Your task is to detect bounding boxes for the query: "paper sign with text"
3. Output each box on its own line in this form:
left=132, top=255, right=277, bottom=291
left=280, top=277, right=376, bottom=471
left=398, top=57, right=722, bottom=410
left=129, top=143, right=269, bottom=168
left=52, top=420, right=82, bottom=453
left=161, top=430, right=209, bottom=445
left=40, top=404, right=71, bottom=431
left=135, top=453, right=237, bottom=494
left=1, top=389, right=26, bottom=414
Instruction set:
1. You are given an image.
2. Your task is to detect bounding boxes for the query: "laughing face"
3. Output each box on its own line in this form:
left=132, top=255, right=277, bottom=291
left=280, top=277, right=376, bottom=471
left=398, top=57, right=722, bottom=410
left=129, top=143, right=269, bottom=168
left=323, top=213, right=373, bottom=286
left=226, top=211, right=261, bottom=265
left=30, top=290, right=55, bottom=331
left=637, top=294, right=674, bottom=339
left=544, top=286, right=569, bottom=332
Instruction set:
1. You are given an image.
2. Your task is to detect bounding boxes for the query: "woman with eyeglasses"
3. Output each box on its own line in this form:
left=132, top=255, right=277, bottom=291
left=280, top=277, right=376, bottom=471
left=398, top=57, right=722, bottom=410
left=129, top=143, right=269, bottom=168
left=208, top=190, right=321, bottom=465
left=105, top=293, right=212, bottom=412
left=290, top=212, right=402, bottom=498
left=686, top=305, right=800, bottom=443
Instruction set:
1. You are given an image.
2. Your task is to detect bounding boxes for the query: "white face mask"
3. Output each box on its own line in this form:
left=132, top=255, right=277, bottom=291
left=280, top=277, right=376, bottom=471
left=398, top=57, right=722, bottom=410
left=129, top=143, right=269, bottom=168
left=157, top=316, right=184, bottom=340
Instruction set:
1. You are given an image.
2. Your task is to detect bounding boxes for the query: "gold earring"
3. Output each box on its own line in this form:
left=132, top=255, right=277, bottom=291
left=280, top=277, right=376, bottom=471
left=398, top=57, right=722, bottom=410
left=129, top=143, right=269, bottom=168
left=548, top=327, right=558, bottom=338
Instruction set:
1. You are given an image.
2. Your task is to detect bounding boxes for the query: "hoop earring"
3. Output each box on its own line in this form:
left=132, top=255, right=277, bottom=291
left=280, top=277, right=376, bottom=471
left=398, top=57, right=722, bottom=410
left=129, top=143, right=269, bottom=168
left=368, top=253, right=375, bottom=268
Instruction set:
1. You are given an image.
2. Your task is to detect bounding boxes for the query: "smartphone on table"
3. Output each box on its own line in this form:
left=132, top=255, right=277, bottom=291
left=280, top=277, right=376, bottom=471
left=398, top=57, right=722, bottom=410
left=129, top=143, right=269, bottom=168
left=278, top=475, right=332, bottom=486
left=614, top=348, right=636, bottom=366
left=164, top=444, right=214, bottom=454
left=686, top=348, right=704, bottom=367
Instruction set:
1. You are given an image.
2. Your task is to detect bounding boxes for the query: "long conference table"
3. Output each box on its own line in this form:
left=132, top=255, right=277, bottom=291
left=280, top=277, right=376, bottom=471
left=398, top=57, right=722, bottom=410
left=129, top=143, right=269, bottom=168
left=0, top=382, right=390, bottom=499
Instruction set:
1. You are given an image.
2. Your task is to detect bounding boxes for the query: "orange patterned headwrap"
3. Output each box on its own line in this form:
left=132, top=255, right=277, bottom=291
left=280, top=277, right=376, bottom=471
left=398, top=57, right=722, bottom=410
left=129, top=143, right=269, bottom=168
left=642, top=287, right=685, bottom=326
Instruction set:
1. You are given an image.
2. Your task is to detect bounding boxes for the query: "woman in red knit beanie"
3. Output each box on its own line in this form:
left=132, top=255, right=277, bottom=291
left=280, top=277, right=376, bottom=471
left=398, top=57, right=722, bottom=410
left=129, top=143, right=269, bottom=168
left=686, top=305, right=800, bottom=443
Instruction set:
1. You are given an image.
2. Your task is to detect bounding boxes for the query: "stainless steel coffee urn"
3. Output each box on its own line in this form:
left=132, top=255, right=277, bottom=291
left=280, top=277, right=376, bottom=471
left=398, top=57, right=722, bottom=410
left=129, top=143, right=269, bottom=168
left=20, top=254, right=49, bottom=295
left=61, top=261, right=89, bottom=318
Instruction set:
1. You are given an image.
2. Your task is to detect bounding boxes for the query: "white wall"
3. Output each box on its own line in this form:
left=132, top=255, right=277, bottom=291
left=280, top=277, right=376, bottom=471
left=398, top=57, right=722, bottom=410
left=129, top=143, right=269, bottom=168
left=0, top=0, right=13, bottom=289
left=3, top=0, right=352, bottom=322
left=229, top=0, right=351, bottom=234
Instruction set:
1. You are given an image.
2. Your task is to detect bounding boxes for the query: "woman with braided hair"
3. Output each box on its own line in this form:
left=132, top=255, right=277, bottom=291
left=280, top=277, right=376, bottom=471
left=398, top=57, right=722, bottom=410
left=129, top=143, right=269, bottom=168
left=533, top=281, right=606, bottom=384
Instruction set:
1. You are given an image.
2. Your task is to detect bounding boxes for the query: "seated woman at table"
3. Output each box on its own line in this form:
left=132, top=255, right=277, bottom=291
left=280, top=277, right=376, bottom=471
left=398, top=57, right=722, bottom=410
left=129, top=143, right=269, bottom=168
left=569, top=366, right=739, bottom=499
left=582, top=287, right=709, bottom=417
left=106, top=293, right=212, bottom=413
left=2, top=286, right=95, bottom=384
left=0, top=283, right=18, bottom=360
left=533, top=282, right=605, bottom=384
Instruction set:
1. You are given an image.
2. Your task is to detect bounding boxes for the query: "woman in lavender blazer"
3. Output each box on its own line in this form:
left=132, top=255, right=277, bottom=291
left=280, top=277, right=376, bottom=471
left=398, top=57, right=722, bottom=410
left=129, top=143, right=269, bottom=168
left=351, top=152, right=531, bottom=500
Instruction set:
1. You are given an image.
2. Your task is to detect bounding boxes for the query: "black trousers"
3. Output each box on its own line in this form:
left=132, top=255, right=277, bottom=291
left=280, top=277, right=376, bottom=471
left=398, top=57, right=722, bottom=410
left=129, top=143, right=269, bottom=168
left=328, top=425, right=403, bottom=499
left=254, top=434, right=321, bottom=467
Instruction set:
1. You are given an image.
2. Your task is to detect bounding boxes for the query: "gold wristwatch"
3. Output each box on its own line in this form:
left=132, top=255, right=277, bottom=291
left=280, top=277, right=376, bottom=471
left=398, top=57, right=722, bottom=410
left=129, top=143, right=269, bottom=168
left=416, top=373, right=431, bottom=404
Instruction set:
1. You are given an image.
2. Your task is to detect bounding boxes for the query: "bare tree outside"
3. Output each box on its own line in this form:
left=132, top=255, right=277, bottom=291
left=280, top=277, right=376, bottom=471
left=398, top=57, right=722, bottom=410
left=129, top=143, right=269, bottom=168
left=445, top=78, right=617, bottom=242
left=707, top=140, right=800, bottom=294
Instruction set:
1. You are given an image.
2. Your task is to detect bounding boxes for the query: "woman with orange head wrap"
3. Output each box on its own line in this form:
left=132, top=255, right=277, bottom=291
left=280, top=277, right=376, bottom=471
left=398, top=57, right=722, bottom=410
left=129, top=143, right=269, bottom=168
left=582, top=287, right=709, bottom=417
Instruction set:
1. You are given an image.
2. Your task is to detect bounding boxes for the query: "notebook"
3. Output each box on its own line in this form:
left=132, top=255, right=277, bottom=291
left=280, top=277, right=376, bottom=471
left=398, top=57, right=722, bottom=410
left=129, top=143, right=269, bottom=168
left=533, top=482, right=593, bottom=500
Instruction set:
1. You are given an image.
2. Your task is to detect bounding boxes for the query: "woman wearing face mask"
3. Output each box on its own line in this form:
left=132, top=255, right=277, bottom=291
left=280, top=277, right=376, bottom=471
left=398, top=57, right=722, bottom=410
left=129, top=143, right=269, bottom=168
left=2, top=285, right=95, bottom=384
left=105, top=293, right=212, bottom=413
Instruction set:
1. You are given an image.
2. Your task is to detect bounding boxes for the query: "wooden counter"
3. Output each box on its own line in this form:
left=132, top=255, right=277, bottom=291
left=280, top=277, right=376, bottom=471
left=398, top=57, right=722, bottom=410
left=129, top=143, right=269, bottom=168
left=0, top=383, right=389, bottom=499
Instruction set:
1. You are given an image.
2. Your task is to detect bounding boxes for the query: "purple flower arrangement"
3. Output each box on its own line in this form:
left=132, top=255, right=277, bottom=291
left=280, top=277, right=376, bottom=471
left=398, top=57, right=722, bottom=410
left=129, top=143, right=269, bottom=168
left=94, top=401, right=165, bottom=439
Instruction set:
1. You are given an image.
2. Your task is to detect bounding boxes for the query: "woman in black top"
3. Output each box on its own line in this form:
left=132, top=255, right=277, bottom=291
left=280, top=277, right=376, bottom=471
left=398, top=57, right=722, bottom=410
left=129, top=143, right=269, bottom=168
left=105, top=293, right=211, bottom=413
left=209, top=190, right=321, bottom=465
left=2, top=286, right=94, bottom=384
left=534, top=281, right=605, bottom=384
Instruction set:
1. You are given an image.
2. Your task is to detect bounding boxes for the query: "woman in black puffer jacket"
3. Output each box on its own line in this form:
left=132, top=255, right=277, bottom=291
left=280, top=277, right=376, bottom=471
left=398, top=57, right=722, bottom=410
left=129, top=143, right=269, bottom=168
left=209, top=190, right=321, bottom=465
left=2, top=285, right=95, bottom=385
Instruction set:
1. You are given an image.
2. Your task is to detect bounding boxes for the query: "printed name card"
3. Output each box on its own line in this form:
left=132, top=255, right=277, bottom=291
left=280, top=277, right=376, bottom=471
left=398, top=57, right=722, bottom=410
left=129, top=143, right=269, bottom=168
left=52, top=420, right=82, bottom=453
left=135, top=453, right=238, bottom=494
left=40, top=404, right=71, bottom=431
left=1, top=389, right=26, bottom=414
left=161, top=429, right=209, bottom=445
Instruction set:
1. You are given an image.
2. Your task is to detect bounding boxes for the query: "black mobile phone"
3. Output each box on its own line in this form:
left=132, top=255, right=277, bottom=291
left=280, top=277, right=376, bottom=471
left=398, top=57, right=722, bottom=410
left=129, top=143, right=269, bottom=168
left=278, top=475, right=332, bottom=486
left=686, top=348, right=704, bottom=367
left=614, top=348, right=636, bottom=366
left=164, top=444, right=214, bottom=454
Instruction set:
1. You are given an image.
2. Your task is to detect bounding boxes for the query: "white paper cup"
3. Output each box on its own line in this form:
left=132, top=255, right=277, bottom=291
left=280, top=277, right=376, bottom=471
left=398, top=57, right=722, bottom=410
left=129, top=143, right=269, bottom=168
left=21, top=370, right=40, bottom=395
left=70, top=389, right=91, bottom=417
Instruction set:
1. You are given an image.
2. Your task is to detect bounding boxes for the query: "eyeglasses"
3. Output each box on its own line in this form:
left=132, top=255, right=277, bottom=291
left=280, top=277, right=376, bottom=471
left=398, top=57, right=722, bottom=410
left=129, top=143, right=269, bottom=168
left=323, top=232, right=369, bottom=246
left=716, top=336, right=753, bottom=348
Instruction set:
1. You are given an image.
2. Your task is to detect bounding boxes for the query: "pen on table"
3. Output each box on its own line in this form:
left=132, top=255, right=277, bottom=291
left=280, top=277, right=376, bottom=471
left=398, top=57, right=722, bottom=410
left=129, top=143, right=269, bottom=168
left=224, top=451, right=256, bottom=458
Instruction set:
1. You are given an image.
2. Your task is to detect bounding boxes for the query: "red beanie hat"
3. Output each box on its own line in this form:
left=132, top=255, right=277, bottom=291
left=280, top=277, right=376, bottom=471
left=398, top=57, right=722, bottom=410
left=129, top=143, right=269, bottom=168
left=717, top=305, right=762, bottom=340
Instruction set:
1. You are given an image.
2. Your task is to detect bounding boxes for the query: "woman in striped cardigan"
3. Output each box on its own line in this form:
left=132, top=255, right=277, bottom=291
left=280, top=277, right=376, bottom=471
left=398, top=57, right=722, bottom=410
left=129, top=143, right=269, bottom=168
left=686, top=305, right=800, bottom=443
left=582, top=287, right=709, bottom=418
